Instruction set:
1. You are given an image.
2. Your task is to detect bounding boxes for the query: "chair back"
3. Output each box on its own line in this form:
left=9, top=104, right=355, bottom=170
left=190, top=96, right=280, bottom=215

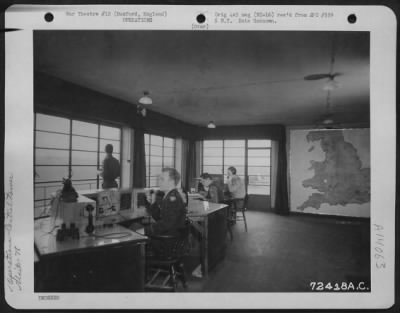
left=148, top=220, right=190, bottom=262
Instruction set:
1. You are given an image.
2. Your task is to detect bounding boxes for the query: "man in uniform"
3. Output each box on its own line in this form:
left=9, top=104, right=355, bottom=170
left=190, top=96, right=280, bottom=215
left=100, top=144, right=121, bottom=189
left=145, top=168, right=187, bottom=236
left=199, top=172, right=224, bottom=203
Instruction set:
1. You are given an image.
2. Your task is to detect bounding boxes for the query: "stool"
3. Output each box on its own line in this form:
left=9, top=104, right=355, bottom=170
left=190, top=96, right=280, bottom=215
left=231, top=195, right=248, bottom=232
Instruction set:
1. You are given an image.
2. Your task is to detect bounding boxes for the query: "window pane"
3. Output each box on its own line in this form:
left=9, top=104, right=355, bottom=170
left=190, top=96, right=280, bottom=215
left=100, top=139, right=120, bottom=153
left=34, top=186, right=45, bottom=201
left=150, top=145, right=163, bottom=156
left=248, top=149, right=271, bottom=158
left=203, top=165, right=223, bottom=174
left=150, top=166, right=162, bottom=176
left=145, top=133, right=176, bottom=188
left=71, top=166, right=98, bottom=180
left=35, top=183, right=63, bottom=201
left=248, top=140, right=271, bottom=148
left=35, top=166, right=69, bottom=183
left=35, top=149, right=69, bottom=165
left=71, top=151, right=98, bottom=165
left=224, top=147, right=245, bottom=157
left=34, top=200, right=46, bottom=210
left=150, top=135, right=163, bottom=146
left=74, top=180, right=98, bottom=192
left=100, top=125, right=120, bottom=140
left=224, top=140, right=245, bottom=148
left=163, top=157, right=174, bottom=167
left=248, top=166, right=270, bottom=175
left=72, top=135, right=98, bottom=151
left=72, top=120, right=98, bottom=137
left=247, top=185, right=270, bottom=195
left=204, top=140, right=223, bottom=148
left=144, top=134, right=150, bottom=145
left=149, top=177, right=158, bottom=187
left=248, top=175, right=270, bottom=185
left=163, top=146, right=174, bottom=157
left=35, top=131, right=69, bottom=149
left=150, top=156, right=163, bottom=166
left=247, top=157, right=270, bottom=166
left=224, top=156, right=245, bottom=165
left=164, top=137, right=174, bottom=147
left=203, top=157, right=223, bottom=166
left=203, top=147, right=223, bottom=157
left=36, top=114, right=70, bottom=133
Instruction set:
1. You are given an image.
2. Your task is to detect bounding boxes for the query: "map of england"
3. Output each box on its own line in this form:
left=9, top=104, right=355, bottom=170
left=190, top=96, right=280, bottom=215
left=290, top=129, right=370, bottom=217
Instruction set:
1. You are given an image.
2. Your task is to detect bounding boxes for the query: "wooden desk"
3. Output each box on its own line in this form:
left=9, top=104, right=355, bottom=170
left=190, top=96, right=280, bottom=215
left=34, top=217, right=148, bottom=292
left=187, top=200, right=228, bottom=277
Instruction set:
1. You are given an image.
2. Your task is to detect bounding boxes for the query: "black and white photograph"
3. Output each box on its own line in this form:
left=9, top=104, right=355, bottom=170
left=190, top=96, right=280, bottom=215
left=4, top=4, right=396, bottom=310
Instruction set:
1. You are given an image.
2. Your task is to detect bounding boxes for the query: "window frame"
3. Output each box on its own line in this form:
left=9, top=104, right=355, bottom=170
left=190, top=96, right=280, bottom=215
left=201, top=139, right=272, bottom=195
left=34, top=113, right=122, bottom=209
left=145, top=133, right=176, bottom=188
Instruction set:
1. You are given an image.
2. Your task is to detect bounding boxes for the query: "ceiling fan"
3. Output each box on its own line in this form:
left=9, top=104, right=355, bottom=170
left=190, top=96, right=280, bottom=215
left=304, top=33, right=341, bottom=91
left=306, top=33, right=342, bottom=128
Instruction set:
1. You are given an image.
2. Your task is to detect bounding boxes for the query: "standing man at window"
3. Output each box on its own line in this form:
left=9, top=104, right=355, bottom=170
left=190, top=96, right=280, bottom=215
left=100, top=144, right=121, bottom=189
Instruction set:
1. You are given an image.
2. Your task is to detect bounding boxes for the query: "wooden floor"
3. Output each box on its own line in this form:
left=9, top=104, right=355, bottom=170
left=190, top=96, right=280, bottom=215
left=180, top=211, right=370, bottom=292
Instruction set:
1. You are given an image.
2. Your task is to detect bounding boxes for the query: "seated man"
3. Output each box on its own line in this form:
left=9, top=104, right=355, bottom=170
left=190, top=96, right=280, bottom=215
left=199, top=173, right=224, bottom=203
left=145, top=168, right=187, bottom=236
left=226, top=166, right=246, bottom=200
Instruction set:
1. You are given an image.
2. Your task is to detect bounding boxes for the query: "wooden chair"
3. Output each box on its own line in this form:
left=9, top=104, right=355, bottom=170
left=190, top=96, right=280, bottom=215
left=145, top=223, right=190, bottom=292
left=230, top=194, right=249, bottom=233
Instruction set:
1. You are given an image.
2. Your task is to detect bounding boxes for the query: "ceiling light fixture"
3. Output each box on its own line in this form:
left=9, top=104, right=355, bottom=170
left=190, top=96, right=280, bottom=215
left=137, top=91, right=152, bottom=117
left=207, top=121, right=216, bottom=129
left=138, top=91, right=152, bottom=105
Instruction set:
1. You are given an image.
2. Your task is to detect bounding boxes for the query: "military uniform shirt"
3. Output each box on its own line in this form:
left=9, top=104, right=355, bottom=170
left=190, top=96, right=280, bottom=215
left=150, top=188, right=186, bottom=235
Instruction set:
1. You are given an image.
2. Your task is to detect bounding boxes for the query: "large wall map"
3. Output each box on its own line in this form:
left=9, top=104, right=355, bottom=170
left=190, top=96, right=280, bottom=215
left=289, top=129, right=370, bottom=217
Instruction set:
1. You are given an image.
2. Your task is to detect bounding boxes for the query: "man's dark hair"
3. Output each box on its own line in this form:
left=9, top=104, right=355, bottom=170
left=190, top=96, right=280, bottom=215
left=105, top=144, right=113, bottom=154
left=228, top=166, right=237, bottom=175
left=162, top=168, right=181, bottom=185
left=200, top=173, right=213, bottom=180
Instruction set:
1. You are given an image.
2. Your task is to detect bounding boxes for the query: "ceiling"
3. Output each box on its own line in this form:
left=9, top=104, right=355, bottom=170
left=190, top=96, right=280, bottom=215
left=34, top=30, right=370, bottom=127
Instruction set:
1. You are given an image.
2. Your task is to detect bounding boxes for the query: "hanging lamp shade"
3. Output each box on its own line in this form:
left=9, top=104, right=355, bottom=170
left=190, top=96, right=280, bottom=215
left=138, top=91, right=152, bottom=105
left=207, top=121, right=216, bottom=129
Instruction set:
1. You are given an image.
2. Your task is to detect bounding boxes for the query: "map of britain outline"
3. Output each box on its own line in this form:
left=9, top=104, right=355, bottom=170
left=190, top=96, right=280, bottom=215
left=297, top=130, right=370, bottom=211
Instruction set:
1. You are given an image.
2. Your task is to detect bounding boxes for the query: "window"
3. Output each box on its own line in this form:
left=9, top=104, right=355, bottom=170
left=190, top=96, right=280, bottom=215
left=34, top=113, right=121, bottom=210
left=145, top=134, right=176, bottom=187
left=202, top=139, right=271, bottom=195
left=247, top=140, right=271, bottom=195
